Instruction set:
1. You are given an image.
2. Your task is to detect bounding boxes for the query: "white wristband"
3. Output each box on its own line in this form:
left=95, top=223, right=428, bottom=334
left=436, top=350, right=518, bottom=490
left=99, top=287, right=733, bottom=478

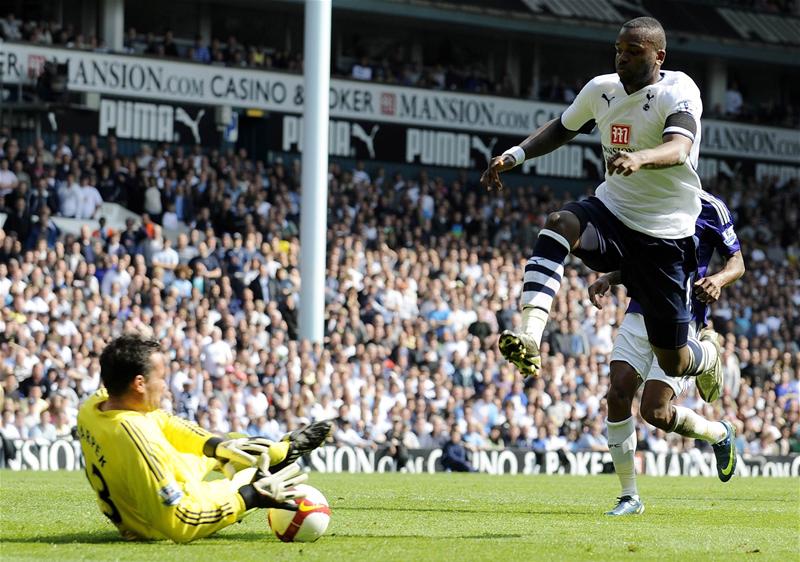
left=502, top=146, right=525, bottom=167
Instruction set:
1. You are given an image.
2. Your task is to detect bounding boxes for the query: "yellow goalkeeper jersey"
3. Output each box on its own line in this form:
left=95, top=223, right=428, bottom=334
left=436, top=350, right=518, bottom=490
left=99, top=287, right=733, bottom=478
left=77, top=389, right=248, bottom=543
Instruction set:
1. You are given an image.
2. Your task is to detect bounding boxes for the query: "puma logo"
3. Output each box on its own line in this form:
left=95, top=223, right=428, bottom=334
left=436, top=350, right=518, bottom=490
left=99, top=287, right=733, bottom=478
left=643, top=91, right=655, bottom=111
left=602, top=93, right=615, bottom=107
left=175, top=107, right=206, bottom=144
left=351, top=123, right=380, bottom=159
left=471, top=136, right=498, bottom=166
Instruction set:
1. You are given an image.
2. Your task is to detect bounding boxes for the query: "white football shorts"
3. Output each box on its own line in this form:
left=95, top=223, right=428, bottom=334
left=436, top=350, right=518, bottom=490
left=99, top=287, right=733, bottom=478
left=610, top=312, right=692, bottom=397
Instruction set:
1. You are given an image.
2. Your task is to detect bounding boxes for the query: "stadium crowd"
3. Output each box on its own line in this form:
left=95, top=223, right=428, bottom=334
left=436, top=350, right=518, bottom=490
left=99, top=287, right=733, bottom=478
left=0, top=131, right=798, bottom=469
left=2, top=12, right=798, bottom=129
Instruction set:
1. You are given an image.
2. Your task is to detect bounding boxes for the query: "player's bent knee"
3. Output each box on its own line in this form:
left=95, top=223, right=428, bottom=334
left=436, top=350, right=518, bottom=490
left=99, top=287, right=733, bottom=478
left=544, top=211, right=581, bottom=243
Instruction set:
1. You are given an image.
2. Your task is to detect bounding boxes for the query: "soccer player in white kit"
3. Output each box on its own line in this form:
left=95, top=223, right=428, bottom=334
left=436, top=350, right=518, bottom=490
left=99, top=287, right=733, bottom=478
left=588, top=191, right=745, bottom=515
left=481, top=18, right=725, bottom=403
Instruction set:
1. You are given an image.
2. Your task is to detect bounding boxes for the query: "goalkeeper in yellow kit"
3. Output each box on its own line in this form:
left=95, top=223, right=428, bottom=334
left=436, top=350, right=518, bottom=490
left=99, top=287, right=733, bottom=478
left=77, top=334, right=332, bottom=543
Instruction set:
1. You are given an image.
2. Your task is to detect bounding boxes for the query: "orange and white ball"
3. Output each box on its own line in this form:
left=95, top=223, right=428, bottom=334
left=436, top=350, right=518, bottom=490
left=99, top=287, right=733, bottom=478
left=268, top=484, right=331, bottom=542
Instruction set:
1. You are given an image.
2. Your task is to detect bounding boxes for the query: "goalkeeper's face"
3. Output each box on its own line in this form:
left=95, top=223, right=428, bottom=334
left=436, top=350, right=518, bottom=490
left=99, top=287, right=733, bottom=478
left=141, top=352, right=168, bottom=412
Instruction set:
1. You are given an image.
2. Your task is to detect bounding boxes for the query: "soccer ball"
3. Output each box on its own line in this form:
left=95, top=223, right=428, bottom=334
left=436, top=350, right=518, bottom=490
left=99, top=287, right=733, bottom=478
left=268, top=484, right=331, bottom=542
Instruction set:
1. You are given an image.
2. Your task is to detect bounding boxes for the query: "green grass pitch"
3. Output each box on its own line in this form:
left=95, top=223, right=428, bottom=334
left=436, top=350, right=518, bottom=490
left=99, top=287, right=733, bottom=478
left=1, top=471, right=798, bottom=561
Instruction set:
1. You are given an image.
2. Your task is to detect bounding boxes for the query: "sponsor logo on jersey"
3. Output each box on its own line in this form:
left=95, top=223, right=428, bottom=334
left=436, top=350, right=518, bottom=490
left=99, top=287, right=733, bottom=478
left=610, top=124, right=631, bottom=145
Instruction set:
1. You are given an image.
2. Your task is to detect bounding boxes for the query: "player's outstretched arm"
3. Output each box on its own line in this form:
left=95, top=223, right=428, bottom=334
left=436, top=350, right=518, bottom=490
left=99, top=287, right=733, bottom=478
left=607, top=134, right=692, bottom=176
left=694, top=250, right=745, bottom=304
left=154, top=410, right=273, bottom=469
left=480, top=118, right=580, bottom=191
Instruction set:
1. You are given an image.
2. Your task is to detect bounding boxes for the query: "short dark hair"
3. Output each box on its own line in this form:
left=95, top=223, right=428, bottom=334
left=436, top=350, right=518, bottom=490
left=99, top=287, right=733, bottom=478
left=99, top=334, right=161, bottom=396
left=621, top=16, right=666, bottom=50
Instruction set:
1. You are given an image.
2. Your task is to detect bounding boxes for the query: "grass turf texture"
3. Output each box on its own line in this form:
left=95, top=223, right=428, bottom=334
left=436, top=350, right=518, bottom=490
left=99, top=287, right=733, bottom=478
left=1, top=471, right=798, bottom=561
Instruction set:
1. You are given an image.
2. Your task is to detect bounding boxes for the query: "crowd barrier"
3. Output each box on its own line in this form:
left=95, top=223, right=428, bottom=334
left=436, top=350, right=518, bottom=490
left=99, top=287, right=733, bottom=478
left=3, top=439, right=798, bottom=478
left=3, top=202, right=191, bottom=243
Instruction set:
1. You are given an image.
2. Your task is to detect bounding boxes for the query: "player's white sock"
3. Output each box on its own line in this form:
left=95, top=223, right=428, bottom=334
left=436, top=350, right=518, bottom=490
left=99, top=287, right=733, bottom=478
left=606, top=416, right=637, bottom=498
left=671, top=406, right=728, bottom=443
left=520, top=229, right=571, bottom=346
left=521, top=306, right=550, bottom=347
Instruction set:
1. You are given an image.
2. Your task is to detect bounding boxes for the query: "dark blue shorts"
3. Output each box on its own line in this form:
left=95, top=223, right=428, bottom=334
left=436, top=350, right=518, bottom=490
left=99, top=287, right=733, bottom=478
left=564, top=197, right=697, bottom=349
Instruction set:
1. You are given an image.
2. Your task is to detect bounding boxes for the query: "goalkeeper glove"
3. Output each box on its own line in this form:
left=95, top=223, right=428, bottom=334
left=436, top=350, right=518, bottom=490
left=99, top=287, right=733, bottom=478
left=237, top=456, right=308, bottom=510
left=205, top=420, right=332, bottom=475
left=204, top=436, right=290, bottom=476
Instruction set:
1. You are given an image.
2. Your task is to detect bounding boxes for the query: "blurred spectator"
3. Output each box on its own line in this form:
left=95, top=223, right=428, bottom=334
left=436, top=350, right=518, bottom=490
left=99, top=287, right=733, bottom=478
left=77, top=175, right=103, bottom=219
left=3, top=197, right=31, bottom=243
left=726, top=80, right=744, bottom=117
left=351, top=57, right=373, bottom=81
left=441, top=428, right=476, bottom=472
left=162, top=30, right=179, bottom=58
left=383, top=416, right=411, bottom=470
left=0, top=159, right=19, bottom=196
left=575, top=420, right=608, bottom=452
left=29, top=411, right=57, bottom=441
left=57, top=174, right=80, bottom=218
left=191, top=35, right=211, bottom=63
left=25, top=207, right=60, bottom=249
left=0, top=13, right=22, bottom=40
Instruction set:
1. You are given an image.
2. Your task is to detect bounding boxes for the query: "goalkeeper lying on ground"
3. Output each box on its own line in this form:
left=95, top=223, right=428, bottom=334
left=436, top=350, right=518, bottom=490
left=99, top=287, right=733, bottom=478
left=76, top=333, right=332, bottom=543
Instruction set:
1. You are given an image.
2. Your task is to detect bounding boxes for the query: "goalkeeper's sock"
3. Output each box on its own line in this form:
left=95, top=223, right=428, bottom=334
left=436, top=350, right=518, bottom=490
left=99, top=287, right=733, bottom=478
left=670, top=406, right=728, bottom=443
left=606, top=416, right=638, bottom=498
left=520, top=229, right=571, bottom=347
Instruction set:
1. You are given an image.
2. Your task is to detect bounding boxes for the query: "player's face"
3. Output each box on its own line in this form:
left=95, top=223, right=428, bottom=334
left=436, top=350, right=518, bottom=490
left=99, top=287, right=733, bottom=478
left=142, top=352, right=167, bottom=411
left=614, top=29, right=663, bottom=87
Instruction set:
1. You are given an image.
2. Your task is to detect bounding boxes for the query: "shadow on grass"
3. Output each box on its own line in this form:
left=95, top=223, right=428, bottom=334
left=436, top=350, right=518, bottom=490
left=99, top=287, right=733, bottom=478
left=2, top=531, right=125, bottom=544
left=6, top=529, right=526, bottom=544
left=3, top=532, right=249, bottom=546
left=223, top=530, right=524, bottom=540
left=333, top=505, right=581, bottom=516
left=333, top=533, right=525, bottom=540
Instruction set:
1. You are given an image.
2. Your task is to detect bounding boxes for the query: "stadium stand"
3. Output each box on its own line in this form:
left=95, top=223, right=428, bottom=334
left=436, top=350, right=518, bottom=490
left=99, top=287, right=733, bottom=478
left=1, top=133, right=798, bottom=460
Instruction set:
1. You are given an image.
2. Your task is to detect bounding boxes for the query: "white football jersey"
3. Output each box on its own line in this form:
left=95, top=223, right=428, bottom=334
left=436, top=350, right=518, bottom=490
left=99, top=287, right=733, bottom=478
left=561, top=70, right=703, bottom=239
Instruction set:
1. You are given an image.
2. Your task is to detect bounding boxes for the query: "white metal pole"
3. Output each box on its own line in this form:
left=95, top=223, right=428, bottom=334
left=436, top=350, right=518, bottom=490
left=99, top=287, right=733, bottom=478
left=299, top=0, right=331, bottom=343
left=101, top=0, right=125, bottom=52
